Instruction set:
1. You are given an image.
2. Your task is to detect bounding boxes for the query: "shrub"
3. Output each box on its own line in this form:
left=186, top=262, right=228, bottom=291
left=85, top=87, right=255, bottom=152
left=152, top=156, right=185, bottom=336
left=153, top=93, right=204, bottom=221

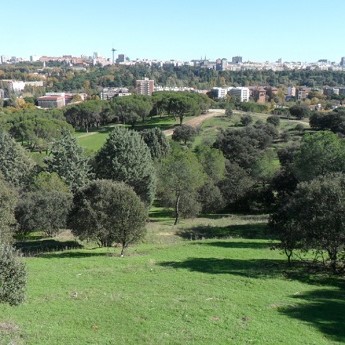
left=0, top=245, right=26, bottom=306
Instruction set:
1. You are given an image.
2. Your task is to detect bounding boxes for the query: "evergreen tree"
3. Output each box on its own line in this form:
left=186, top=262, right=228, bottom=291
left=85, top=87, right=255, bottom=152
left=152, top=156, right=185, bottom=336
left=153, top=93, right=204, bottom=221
left=45, top=131, right=90, bottom=191
left=94, top=127, right=156, bottom=206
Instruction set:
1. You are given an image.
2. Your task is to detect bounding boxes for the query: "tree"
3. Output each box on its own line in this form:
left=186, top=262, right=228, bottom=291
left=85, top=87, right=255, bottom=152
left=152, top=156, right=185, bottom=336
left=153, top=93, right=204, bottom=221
left=68, top=180, right=147, bottom=256
left=0, top=176, right=17, bottom=244
left=158, top=149, right=205, bottom=224
left=266, top=115, right=280, bottom=127
left=289, top=104, right=311, bottom=119
left=15, top=190, right=72, bottom=237
left=0, top=245, right=26, bottom=305
left=198, top=181, right=224, bottom=214
left=172, top=124, right=197, bottom=144
left=167, top=93, right=199, bottom=125
left=0, top=131, right=35, bottom=188
left=45, top=131, right=90, bottom=191
left=219, top=162, right=255, bottom=208
left=140, top=128, right=170, bottom=160
left=94, top=127, right=156, bottom=206
left=269, top=173, right=345, bottom=272
left=225, top=105, right=234, bottom=117
left=196, top=146, right=226, bottom=184
left=240, top=114, right=253, bottom=126
left=214, top=126, right=273, bottom=170
left=293, top=131, right=345, bottom=182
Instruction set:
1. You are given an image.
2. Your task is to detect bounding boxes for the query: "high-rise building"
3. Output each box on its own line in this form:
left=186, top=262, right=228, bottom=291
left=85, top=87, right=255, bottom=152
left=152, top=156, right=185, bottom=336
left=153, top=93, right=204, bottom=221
left=136, top=78, right=154, bottom=96
left=340, top=57, right=345, bottom=67
left=232, top=56, right=243, bottom=64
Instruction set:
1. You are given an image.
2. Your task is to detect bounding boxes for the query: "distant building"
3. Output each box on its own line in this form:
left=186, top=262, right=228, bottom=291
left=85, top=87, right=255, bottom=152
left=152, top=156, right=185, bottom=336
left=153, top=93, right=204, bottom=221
left=297, top=87, right=310, bottom=100
left=323, top=87, right=339, bottom=96
left=232, top=56, right=243, bottom=64
left=212, top=87, right=228, bottom=99
left=116, top=54, right=127, bottom=63
left=340, top=57, right=345, bottom=67
left=37, top=95, right=65, bottom=108
left=100, top=87, right=131, bottom=100
left=338, top=87, right=345, bottom=96
left=38, top=92, right=86, bottom=108
left=252, top=87, right=266, bottom=103
left=228, top=87, right=249, bottom=102
left=136, top=78, right=154, bottom=96
left=287, top=86, right=296, bottom=97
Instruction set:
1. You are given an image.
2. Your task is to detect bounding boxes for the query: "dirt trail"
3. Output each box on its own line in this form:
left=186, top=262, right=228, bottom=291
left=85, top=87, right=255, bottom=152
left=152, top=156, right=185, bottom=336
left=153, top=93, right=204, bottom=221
left=163, top=109, right=225, bottom=136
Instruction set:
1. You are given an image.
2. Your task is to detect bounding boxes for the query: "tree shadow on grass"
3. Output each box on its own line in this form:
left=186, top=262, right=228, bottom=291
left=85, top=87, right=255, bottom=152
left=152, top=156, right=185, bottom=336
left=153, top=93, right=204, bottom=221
left=38, top=251, right=108, bottom=259
left=197, top=241, right=271, bottom=249
left=280, top=288, right=345, bottom=343
left=14, top=239, right=83, bottom=256
left=160, top=257, right=284, bottom=278
left=159, top=256, right=345, bottom=340
left=177, top=223, right=271, bottom=240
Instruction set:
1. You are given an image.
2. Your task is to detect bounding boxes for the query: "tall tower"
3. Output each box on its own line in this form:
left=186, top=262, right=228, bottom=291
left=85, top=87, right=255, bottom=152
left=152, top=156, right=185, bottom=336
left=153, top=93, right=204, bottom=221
left=112, top=48, right=117, bottom=64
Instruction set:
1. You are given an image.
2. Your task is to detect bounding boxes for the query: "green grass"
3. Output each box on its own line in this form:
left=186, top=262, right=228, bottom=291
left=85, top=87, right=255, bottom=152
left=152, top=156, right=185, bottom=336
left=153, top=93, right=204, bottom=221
left=1, top=214, right=344, bottom=345
left=75, top=115, right=186, bottom=153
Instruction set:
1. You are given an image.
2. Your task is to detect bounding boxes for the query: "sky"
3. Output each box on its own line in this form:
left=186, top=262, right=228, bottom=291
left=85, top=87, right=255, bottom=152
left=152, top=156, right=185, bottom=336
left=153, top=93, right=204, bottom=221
left=2, top=0, right=345, bottom=63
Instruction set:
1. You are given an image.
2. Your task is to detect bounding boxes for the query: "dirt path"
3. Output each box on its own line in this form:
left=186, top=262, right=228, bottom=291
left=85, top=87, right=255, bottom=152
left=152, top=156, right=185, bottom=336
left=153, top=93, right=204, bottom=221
left=163, top=109, right=225, bottom=136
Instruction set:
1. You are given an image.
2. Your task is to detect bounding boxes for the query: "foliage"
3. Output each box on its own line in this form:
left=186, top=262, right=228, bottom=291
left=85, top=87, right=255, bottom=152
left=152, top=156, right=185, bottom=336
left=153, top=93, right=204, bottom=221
left=110, top=95, right=153, bottom=126
left=68, top=180, right=147, bottom=255
left=158, top=148, right=205, bottom=224
left=94, top=127, right=156, bottom=206
left=293, top=131, right=345, bottom=181
left=140, top=127, right=170, bottom=160
left=266, top=115, right=280, bottom=127
left=219, top=162, right=255, bottom=207
left=195, top=146, right=226, bottom=184
left=198, top=181, right=224, bottom=214
left=0, top=130, right=35, bottom=187
left=29, top=171, right=70, bottom=193
left=15, top=190, right=72, bottom=237
left=0, top=245, right=26, bottom=306
left=172, top=124, right=197, bottom=144
left=270, top=173, right=345, bottom=272
left=240, top=114, right=253, bottom=126
left=237, top=102, right=269, bottom=113
left=2, top=109, right=73, bottom=151
left=214, top=126, right=274, bottom=170
left=289, top=104, right=311, bottom=119
left=45, top=131, right=91, bottom=191
left=64, top=100, right=104, bottom=132
left=0, top=176, right=17, bottom=244
left=309, top=110, right=345, bottom=134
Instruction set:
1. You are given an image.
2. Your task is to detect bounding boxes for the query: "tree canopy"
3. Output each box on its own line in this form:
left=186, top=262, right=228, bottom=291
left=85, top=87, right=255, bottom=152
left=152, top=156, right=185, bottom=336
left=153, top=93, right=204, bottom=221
left=94, top=127, right=156, bottom=206
left=68, top=180, right=147, bottom=255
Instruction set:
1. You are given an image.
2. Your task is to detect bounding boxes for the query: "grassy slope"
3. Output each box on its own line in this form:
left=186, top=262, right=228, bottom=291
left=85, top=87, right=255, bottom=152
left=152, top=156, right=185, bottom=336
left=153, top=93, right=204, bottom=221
left=1, top=214, right=344, bottom=345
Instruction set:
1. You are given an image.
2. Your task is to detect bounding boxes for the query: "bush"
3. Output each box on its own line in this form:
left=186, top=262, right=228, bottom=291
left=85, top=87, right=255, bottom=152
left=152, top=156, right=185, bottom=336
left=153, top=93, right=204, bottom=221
left=0, top=245, right=26, bottom=305
left=266, top=115, right=280, bottom=127
left=240, top=114, right=253, bottom=126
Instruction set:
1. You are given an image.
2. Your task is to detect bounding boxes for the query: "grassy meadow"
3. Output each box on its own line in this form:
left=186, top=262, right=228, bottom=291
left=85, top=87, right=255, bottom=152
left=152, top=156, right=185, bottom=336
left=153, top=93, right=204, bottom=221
left=3, top=111, right=343, bottom=344
left=1, top=212, right=344, bottom=345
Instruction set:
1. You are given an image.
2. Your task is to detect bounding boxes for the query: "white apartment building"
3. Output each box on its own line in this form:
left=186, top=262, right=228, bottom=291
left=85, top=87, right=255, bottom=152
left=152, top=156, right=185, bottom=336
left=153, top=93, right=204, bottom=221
left=212, top=87, right=228, bottom=98
left=228, top=87, right=250, bottom=102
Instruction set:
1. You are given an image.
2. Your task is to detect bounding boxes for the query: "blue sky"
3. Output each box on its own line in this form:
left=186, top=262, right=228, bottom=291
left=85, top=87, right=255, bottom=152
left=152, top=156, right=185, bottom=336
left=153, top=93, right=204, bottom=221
left=2, top=0, right=345, bottom=62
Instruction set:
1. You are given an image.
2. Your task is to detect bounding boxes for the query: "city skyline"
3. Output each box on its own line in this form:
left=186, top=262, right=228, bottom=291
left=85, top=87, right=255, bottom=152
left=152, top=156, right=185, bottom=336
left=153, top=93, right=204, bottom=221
left=2, top=0, right=345, bottom=62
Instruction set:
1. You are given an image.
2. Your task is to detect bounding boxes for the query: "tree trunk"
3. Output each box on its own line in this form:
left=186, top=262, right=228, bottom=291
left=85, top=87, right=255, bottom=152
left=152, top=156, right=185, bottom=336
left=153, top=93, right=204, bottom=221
left=174, top=193, right=181, bottom=225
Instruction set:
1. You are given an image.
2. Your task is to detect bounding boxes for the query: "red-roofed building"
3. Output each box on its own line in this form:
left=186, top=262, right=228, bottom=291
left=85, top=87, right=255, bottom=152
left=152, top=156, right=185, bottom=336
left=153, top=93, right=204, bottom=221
left=37, top=95, right=65, bottom=108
